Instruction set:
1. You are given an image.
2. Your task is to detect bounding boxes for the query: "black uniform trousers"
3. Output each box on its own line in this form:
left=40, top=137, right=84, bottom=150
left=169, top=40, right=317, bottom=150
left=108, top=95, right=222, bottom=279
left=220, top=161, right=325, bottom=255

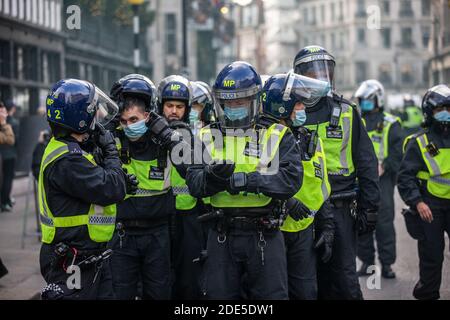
left=414, top=207, right=450, bottom=300
left=109, top=224, right=171, bottom=300
left=283, top=224, right=317, bottom=300
left=358, top=172, right=396, bottom=266
left=201, top=227, right=288, bottom=300
left=317, top=201, right=363, bottom=300
left=171, top=207, right=208, bottom=300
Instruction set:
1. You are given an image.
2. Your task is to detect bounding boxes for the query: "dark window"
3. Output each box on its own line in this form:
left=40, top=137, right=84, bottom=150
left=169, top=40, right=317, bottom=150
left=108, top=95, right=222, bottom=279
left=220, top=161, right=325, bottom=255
left=14, top=44, right=38, bottom=81
left=0, top=40, right=11, bottom=78
left=165, top=14, right=177, bottom=55
left=355, top=0, right=366, bottom=18
left=356, top=61, right=367, bottom=83
left=399, top=0, right=414, bottom=17
left=331, top=3, right=335, bottom=21
left=381, top=28, right=391, bottom=48
left=379, top=64, right=392, bottom=84
left=422, top=26, right=431, bottom=48
left=65, top=59, right=79, bottom=78
left=311, top=6, right=316, bottom=25
left=338, top=1, right=344, bottom=21
left=382, top=1, right=390, bottom=15
left=423, top=64, right=429, bottom=85
left=401, top=64, right=414, bottom=84
left=357, top=28, right=365, bottom=44
left=401, top=27, right=414, bottom=48
left=421, top=0, right=430, bottom=16
left=41, top=51, right=61, bottom=84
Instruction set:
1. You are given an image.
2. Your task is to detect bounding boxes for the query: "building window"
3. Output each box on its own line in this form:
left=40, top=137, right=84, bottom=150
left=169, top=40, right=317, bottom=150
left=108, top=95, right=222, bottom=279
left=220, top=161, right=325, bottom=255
left=14, top=44, right=38, bottom=81
left=355, top=0, right=366, bottom=18
left=422, top=26, right=431, bottom=48
left=320, top=5, right=325, bottom=23
left=401, top=27, right=414, bottom=48
left=401, top=64, right=414, bottom=84
left=165, top=13, right=177, bottom=55
left=379, top=64, right=392, bottom=84
left=421, top=0, right=430, bottom=16
left=331, top=33, right=336, bottom=50
left=382, top=1, right=390, bottom=15
left=331, top=2, right=335, bottom=21
left=311, top=6, right=316, bottom=25
left=381, top=28, right=391, bottom=48
left=0, top=40, right=11, bottom=78
left=338, top=1, right=344, bottom=21
left=303, top=8, right=308, bottom=24
left=399, top=0, right=414, bottom=17
left=41, top=51, right=60, bottom=84
left=422, top=64, right=429, bottom=85
left=65, top=59, right=79, bottom=78
left=357, top=28, right=365, bottom=44
left=355, top=61, right=368, bottom=83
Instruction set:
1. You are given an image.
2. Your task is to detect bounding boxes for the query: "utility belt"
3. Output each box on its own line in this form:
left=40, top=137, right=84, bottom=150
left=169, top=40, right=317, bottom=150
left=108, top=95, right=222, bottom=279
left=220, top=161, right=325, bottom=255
left=52, top=242, right=112, bottom=271
left=116, top=217, right=168, bottom=230
left=330, top=190, right=357, bottom=207
left=329, top=190, right=358, bottom=219
left=198, top=205, right=286, bottom=232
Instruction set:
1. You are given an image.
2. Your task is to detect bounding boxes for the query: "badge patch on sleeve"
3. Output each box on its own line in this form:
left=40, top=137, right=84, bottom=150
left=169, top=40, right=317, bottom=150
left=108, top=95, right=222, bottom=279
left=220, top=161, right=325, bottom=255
left=149, top=166, right=165, bottom=180
left=326, top=126, right=343, bottom=139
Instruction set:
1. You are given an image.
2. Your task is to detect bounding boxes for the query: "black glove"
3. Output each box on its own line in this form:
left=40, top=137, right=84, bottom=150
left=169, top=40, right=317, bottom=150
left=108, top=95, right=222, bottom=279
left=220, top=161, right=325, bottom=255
left=93, top=123, right=118, bottom=158
left=169, top=120, right=190, bottom=130
left=357, top=209, right=378, bottom=235
left=147, top=111, right=178, bottom=149
left=205, top=161, right=235, bottom=184
left=285, top=198, right=311, bottom=221
left=227, top=172, right=248, bottom=195
left=123, top=168, right=138, bottom=195
left=314, top=215, right=334, bottom=263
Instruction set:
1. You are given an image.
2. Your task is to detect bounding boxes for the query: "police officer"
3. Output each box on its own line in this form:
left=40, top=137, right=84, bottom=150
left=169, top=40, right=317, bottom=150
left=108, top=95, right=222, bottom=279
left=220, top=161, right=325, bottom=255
left=153, top=75, right=202, bottom=299
left=190, top=81, right=215, bottom=131
left=293, top=46, right=380, bottom=300
left=402, top=95, right=423, bottom=136
left=398, top=84, right=450, bottom=300
left=108, top=74, right=186, bottom=300
left=261, top=72, right=334, bottom=299
left=354, top=80, right=403, bottom=279
left=185, top=61, right=303, bottom=299
left=39, top=79, right=138, bottom=300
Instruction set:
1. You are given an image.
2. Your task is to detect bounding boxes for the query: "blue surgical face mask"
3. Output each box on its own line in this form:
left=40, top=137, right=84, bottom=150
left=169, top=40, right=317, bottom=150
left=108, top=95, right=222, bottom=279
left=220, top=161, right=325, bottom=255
left=434, top=110, right=450, bottom=123
left=292, top=110, right=307, bottom=127
left=189, top=109, right=200, bottom=123
left=360, top=99, right=375, bottom=112
left=123, top=119, right=148, bottom=140
left=224, top=106, right=249, bottom=121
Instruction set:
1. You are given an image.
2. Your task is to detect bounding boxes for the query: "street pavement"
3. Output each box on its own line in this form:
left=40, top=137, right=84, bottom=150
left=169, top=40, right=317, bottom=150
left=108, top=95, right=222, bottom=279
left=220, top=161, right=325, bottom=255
left=0, top=178, right=448, bottom=300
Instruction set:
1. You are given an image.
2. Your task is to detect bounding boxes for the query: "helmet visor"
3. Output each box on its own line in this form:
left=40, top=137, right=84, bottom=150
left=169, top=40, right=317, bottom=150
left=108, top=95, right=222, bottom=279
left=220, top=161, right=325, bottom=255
left=215, top=95, right=259, bottom=129
left=192, top=83, right=213, bottom=107
left=294, top=60, right=335, bottom=87
left=91, top=87, right=119, bottom=129
left=354, top=81, right=378, bottom=100
left=283, top=72, right=331, bottom=108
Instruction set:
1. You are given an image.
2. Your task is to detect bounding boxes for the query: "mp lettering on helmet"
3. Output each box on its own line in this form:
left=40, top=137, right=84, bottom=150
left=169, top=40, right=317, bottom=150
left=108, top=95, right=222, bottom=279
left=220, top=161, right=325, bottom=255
left=170, top=84, right=181, bottom=91
left=223, top=80, right=236, bottom=87
left=307, top=47, right=322, bottom=53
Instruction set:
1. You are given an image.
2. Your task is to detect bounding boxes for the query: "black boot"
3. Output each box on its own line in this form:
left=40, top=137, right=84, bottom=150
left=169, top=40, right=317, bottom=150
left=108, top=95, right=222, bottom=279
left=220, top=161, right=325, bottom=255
left=0, top=258, right=8, bottom=279
left=381, top=265, right=396, bottom=279
left=357, top=262, right=373, bottom=277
